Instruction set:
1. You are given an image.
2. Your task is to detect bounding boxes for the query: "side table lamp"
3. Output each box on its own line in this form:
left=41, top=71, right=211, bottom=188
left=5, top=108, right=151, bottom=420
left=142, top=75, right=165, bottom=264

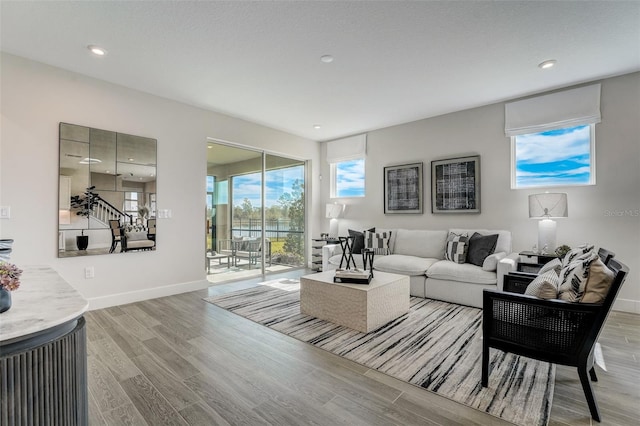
left=326, top=203, right=345, bottom=238
left=529, top=192, right=568, bottom=254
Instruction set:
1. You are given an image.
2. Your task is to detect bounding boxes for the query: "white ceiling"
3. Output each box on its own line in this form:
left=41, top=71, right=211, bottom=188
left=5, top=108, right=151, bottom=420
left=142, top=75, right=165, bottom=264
left=2, top=1, right=639, bottom=141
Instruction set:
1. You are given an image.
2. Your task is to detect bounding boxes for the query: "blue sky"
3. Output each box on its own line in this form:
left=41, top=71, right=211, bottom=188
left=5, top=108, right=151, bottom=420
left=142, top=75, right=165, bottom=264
left=230, top=165, right=304, bottom=208
left=515, top=125, right=591, bottom=188
left=336, top=159, right=365, bottom=197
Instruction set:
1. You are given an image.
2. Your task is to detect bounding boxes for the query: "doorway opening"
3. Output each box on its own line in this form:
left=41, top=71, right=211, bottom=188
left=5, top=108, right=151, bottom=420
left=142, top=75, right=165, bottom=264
left=206, top=141, right=306, bottom=283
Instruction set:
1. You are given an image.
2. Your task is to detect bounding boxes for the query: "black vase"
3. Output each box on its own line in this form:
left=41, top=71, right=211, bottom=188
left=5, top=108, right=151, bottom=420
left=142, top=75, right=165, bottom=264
left=76, top=235, right=89, bottom=250
left=0, top=288, right=11, bottom=313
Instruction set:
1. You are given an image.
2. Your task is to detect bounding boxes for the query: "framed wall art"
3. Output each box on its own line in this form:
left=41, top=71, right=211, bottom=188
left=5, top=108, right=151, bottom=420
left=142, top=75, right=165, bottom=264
left=384, top=162, right=423, bottom=214
left=431, top=155, right=480, bottom=214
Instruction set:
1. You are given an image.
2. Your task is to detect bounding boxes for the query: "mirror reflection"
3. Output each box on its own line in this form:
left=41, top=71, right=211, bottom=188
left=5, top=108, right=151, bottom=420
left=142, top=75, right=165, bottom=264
left=58, top=123, right=157, bottom=257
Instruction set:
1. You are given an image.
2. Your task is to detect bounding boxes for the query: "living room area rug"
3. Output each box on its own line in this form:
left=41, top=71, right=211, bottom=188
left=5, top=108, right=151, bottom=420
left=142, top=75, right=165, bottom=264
left=204, top=279, right=555, bottom=426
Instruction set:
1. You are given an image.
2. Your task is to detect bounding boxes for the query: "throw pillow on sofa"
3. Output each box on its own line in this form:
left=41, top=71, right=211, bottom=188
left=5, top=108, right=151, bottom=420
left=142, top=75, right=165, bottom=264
left=525, top=270, right=561, bottom=299
left=348, top=228, right=375, bottom=254
left=445, top=232, right=468, bottom=264
left=466, top=232, right=498, bottom=267
left=364, top=230, right=392, bottom=255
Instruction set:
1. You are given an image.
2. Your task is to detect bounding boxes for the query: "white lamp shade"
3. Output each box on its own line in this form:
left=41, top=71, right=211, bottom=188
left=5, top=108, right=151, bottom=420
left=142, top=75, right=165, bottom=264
left=325, top=203, right=345, bottom=219
left=529, top=193, right=568, bottom=218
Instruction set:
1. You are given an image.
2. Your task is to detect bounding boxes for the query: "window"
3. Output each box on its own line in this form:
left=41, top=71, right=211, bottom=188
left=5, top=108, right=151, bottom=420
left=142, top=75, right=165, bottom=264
left=326, top=134, right=367, bottom=198
left=331, top=158, right=365, bottom=198
left=511, top=124, right=595, bottom=188
left=505, top=84, right=601, bottom=189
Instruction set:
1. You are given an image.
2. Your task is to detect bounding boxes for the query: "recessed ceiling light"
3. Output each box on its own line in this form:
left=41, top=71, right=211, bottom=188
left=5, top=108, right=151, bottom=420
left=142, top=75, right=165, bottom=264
left=207, top=145, right=213, bottom=149
left=128, top=158, right=135, bottom=161
left=320, top=55, right=334, bottom=63
left=87, top=45, right=107, bottom=56
left=313, top=124, right=322, bottom=129
left=538, top=59, right=557, bottom=69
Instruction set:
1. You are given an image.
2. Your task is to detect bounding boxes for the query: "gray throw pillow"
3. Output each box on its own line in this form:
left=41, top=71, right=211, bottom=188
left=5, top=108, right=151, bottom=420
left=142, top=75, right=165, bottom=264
left=466, top=232, right=498, bottom=267
left=348, top=227, right=375, bottom=254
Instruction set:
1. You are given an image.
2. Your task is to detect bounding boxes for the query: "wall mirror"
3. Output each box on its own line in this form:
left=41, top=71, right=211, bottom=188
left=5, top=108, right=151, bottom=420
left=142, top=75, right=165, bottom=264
left=58, top=123, right=157, bottom=257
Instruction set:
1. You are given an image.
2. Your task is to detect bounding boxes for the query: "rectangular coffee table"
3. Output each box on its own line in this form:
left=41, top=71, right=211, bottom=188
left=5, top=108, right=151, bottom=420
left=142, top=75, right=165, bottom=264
left=300, top=270, right=410, bottom=333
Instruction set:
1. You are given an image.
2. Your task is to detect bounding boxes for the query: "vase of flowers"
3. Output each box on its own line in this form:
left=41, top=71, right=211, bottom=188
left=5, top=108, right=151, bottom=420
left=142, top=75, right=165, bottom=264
left=0, top=261, right=22, bottom=313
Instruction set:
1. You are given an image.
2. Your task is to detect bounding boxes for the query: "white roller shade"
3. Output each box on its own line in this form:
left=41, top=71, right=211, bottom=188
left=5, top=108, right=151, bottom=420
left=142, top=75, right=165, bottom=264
left=326, top=134, right=367, bottom=163
left=505, top=84, right=601, bottom=137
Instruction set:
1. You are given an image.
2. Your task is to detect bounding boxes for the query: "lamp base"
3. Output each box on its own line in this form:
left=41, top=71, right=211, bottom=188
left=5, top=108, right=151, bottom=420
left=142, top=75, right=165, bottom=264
left=538, top=219, right=557, bottom=254
left=329, top=218, right=339, bottom=238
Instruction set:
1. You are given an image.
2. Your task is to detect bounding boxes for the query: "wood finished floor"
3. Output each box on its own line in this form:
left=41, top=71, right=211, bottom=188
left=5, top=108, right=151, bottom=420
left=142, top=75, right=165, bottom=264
left=86, top=270, right=640, bottom=426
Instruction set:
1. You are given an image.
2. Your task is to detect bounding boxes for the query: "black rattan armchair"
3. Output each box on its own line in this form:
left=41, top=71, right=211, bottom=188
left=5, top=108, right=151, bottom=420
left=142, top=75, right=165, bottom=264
left=482, top=258, right=629, bottom=422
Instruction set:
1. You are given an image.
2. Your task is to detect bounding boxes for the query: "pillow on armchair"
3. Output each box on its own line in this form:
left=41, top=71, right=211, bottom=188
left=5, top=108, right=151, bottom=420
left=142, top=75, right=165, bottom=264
left=125, top=231, right=148, bottom=241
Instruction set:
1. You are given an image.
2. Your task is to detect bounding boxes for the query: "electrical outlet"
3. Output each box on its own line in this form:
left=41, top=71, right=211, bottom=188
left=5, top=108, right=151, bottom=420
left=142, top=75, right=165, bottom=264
left=84, top=266, right=94, bottom=279
left=0, top=206, right=10, bottom=219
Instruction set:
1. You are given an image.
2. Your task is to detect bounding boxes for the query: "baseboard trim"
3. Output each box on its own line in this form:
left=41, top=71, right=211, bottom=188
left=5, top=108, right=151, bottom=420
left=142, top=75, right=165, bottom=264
left=613, top=298, right=640, bottom=314
left=87, top=279, right=212, bottom=310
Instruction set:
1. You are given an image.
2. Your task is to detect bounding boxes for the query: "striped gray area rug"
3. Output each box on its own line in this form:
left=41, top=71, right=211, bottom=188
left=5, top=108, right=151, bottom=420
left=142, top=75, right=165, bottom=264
left=204, top=279, right=554, bottom=426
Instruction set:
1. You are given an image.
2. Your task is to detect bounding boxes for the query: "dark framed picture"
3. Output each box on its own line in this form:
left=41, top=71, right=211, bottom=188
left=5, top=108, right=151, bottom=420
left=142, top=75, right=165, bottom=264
left=384, top=162, right=423, bottom=214
left=431, top=155, right=480, bottom=214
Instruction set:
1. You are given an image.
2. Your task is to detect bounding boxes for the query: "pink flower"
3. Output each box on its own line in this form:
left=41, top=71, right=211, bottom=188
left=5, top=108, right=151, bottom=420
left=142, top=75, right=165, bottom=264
left=0, top=261, right=22, bottom=291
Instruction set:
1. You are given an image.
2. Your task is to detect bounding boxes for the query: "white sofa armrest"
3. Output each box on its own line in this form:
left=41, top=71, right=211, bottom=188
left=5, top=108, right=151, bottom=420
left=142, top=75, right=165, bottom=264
left=497, top=252, right=520, bottom=291
left=322, top=244, right=341, bottom=271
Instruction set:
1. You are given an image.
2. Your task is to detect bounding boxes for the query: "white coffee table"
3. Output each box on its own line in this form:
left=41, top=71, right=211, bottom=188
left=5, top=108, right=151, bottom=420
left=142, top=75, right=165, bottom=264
left=300, top=270, right=410, bottom=333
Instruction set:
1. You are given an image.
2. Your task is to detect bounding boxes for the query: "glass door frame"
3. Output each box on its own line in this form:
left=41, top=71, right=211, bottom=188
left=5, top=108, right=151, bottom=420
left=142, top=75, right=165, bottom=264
left=207, top=138, right=308, bottom=279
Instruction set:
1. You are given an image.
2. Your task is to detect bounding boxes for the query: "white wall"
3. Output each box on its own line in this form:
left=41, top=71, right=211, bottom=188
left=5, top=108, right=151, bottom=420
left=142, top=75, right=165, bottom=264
left=0, top=53, right=321, bottom=308
left=321, top=72, right=640, bottom=313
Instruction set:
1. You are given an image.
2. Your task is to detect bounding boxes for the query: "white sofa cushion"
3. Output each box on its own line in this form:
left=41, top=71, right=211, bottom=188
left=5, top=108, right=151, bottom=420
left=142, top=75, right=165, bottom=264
left=374, top=255, right=439, bottom=276
left=427, top=260, right=497, bottom=285
left=393, top=229, right=447, bottom=259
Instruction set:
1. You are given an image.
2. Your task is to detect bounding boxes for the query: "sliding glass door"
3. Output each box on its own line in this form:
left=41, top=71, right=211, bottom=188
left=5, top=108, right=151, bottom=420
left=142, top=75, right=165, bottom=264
left=206, top=141, right=306, bottom=283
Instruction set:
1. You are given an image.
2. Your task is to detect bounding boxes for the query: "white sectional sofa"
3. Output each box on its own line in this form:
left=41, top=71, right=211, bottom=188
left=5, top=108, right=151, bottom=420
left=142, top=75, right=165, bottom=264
left=322, top=228, right=519, bottom=308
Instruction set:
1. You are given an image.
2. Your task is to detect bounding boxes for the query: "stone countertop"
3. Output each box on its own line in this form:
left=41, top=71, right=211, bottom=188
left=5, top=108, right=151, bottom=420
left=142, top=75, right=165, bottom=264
left=0, top=265, right=89, bottom=342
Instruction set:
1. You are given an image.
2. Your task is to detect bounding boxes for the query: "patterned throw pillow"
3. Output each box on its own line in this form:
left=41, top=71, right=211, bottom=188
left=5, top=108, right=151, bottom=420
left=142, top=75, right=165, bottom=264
left=445, top=233, right=468, bottom=264
left=364, top=231, right=391, bottom=255
left=525, top=270, right=561, bottom=299
left=348, top=227, right=375, bottom=254
left=558, top=250, right=598, bottom=302
left=561, top=244, right=595, bottom=269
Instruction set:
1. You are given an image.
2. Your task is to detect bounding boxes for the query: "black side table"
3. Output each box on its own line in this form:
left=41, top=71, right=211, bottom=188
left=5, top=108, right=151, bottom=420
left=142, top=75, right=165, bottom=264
left=518, top=251, right=558, bottom=273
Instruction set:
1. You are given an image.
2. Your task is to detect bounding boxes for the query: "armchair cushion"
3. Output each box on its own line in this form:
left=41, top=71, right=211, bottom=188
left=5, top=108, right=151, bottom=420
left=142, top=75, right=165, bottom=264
left=524, top=270, right=561, bottom=299
left=580, top=257, right=615, bottom=304
left=558, top=250, right=598, bottom=302
left=539, top=258, right=562, bottom=275
left=125, top=231, right=148, bottom=241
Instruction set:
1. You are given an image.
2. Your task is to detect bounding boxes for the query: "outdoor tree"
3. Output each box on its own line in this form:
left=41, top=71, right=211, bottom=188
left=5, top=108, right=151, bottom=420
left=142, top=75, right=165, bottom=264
left=278, top=179, right=304, bottom=258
